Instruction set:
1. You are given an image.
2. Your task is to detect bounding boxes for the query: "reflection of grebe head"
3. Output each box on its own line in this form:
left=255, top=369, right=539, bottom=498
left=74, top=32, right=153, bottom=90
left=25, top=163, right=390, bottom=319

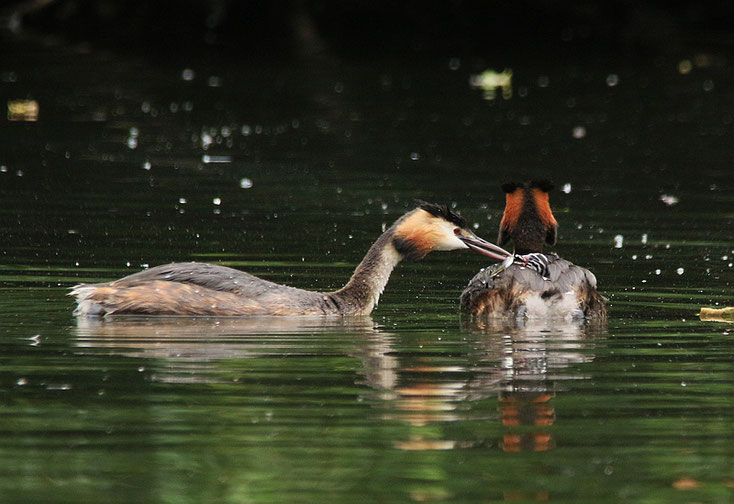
left=390, top=202, right=495, bottom=261
left=499, top=180, right=558, bottom=255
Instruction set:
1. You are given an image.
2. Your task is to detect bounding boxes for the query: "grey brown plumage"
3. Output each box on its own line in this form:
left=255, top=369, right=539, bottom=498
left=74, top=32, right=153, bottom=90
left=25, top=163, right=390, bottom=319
left=460, top=181, right=607, bottom=320
left=460, top=253, right=607, bottom=319
left=71, top=202, right=502, bottom=317
left=71, top=263, right=342, bottom=316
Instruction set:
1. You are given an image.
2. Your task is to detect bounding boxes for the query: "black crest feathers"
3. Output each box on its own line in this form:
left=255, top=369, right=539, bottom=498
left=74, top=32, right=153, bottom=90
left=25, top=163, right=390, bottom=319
left=501, top=182, right=519, bottom=193
left=502, top=180, right=554, bottom=193
left=416, top=201, right=467, bottom=228
left=529, top=179, right=554, bottom=192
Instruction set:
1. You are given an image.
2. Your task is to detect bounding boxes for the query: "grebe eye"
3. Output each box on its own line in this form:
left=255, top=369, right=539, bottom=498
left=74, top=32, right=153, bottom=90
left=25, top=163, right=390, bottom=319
left=453, top=228, right=461, bottom=235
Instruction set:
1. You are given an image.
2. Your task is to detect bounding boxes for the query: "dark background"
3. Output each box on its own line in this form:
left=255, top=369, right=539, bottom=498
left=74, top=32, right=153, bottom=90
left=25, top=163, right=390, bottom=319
left=4, top=0, right=734, bottom=60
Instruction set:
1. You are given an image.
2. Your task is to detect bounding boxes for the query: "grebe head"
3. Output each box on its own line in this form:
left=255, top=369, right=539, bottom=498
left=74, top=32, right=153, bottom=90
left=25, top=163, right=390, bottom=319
left=391, top=201, right=511, bottom=261
left=498, top=180, right=558, bottom=254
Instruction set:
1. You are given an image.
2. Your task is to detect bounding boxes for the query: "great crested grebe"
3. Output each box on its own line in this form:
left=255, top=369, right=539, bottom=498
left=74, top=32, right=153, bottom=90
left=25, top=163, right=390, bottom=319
left=460, top=181, right=607, bottom=320
left=72, top=202, right=505, bottom=317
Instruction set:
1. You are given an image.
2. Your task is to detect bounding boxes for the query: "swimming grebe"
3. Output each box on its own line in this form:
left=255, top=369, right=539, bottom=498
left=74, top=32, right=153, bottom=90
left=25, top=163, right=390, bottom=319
left=72, top=202, right=505, bottom=317
left=460, top=181, right=607, bottom=320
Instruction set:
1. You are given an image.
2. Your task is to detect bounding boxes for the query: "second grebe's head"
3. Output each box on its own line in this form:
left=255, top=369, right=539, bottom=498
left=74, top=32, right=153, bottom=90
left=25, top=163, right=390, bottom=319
left=391, top=201, right=512, bottom=261
left=499, top=180, right=558, bottom=254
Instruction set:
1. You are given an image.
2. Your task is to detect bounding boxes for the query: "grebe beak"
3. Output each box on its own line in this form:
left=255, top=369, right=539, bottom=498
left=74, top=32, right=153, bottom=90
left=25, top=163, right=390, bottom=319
left=458, top=234, right=513, bottom=261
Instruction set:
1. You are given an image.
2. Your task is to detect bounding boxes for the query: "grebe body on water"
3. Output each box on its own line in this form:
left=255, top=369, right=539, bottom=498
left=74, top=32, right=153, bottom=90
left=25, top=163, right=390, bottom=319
left=460, top=181, right=607, bottom=320
left=72, top=202, right=504, bottom=317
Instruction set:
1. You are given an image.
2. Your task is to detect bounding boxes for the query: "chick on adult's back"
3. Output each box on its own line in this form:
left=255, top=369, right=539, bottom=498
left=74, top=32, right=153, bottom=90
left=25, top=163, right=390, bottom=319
left=460, top=181, right=607, bottom=320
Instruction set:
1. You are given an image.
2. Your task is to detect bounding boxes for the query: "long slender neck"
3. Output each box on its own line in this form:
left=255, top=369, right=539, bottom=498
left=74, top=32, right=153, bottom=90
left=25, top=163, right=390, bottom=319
left=509, top=204, right=548, bottom=255
left=331, top=229, right=403, bottom=315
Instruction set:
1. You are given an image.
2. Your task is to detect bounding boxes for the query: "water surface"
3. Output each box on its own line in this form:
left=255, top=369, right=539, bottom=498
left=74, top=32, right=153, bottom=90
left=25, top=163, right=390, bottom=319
left=1, top=29, right=734, bottom=503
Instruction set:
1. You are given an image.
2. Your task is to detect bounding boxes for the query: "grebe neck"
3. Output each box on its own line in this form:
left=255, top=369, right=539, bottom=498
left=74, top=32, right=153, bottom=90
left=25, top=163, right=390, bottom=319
left=331, top=230, right=402, bottom=315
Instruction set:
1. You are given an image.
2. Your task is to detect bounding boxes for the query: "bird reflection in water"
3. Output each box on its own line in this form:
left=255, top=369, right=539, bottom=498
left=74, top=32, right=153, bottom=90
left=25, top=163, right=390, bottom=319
left=354, top=318, right=605, bottom=455
left=73, top=315, right=604, bottom=456
left=471, top=318, right=604, bottom=453
left=73, top=315, right=379, bottom=384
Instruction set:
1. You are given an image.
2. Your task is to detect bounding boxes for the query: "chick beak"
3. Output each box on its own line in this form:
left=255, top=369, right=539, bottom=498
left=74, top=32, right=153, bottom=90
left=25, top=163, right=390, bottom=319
left=458, top=233, right=513, bottom=261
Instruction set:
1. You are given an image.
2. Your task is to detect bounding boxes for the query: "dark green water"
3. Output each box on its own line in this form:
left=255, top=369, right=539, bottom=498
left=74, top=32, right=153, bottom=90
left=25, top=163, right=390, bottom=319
left=2, top=31, right=734, bottom=503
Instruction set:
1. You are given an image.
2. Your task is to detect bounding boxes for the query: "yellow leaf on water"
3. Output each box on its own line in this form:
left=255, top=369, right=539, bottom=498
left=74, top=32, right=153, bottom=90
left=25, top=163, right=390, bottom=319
left=699, top=306, right=734, bottom=322
left=7, top=99, right=39, bottom=121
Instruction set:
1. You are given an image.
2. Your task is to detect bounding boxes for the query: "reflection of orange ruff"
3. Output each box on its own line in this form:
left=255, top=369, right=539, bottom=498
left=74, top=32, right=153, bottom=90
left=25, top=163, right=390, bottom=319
left=393, top=382, right=464, bottom=426
left=501, top=432, right=555, bottom=452
left=500, top=394, right=555, bottom=452
left=500, top=394, right=555, bottom=427
left=503, top=490, right=550, bottom=501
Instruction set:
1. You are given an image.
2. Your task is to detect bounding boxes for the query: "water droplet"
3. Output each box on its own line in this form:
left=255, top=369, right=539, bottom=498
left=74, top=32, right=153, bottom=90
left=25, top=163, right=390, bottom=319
left=212, top=197, right=222, bottom=206
left=207, top=76, right=222, bottom=87
left=676, top=267, right=684, bottom=275
left=239, top=178, right=253, bottom=189
left=16, top=377, right=27, bottom=386
left=606, top=74, right=619, bottom=86
left=572, top=126, right=587, bottom=139
left=181, top=68, right=195, bottom=81
left=613, top=235, right=624, bottom=248
left=448, top=57, right=461, bottom=70
left=655, top=269, right=661, bottom=275
left=179, top=197, right=187, bottom=204
left=562, top=182, right=572, bottom=193
left=142, top=160, right=151, bottom=170
left=641, top=233, right=648, bottom=244
left=201, top=155, right=231, bottom=164
left=200, top=132, right=214, bottom=148
left=410, top=152, right=420, bottom=161
left=659, top=194, right=679, bottom=206
left=46, top=383, right=72, bottom=391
